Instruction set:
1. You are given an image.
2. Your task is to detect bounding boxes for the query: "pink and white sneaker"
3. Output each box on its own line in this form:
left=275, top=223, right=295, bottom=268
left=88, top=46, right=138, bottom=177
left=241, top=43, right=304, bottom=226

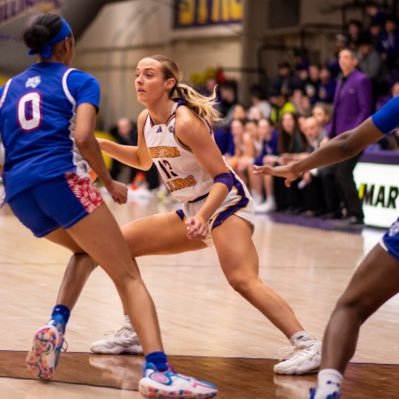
left=26, top=323, right=64, bottom=380
left=139, top=362, right=217, bottom=399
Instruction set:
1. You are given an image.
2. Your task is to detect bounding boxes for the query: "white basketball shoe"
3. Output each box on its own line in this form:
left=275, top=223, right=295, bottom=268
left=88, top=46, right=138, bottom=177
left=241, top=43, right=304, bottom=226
left=90, top=321, right=143, bottom=355
left=274, top=338, right=321, bottom=375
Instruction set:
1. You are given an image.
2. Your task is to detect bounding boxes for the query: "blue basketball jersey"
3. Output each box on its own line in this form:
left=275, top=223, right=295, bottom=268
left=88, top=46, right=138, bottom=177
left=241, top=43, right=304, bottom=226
left=0, top=62, right=100, bottom=202
left=372, top=95, right=399, bottom=134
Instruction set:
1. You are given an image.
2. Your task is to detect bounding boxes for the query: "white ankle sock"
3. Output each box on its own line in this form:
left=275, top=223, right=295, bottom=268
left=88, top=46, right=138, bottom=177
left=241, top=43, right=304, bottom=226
left=289, top=330, right=313, bottom=345
left=317, top=369, right=343, bottom=395
left=123, top=315, right=132, bottom=329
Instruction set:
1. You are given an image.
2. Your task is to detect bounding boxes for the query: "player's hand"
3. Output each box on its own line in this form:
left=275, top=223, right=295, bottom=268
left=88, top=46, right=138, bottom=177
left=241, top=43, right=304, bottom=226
left=253, top=164, right=300, bottom=187
left=96, top=138, right=111, bottom=151
left=106, top=180, right=128, bottom=204
left=185, top=215, right=209, bottom=240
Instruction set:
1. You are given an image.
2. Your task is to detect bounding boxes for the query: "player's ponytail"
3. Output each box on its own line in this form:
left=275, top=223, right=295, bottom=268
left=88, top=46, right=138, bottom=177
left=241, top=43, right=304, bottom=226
left=174, top=83, right=220, bottom=123
left=149, top=54, right=221, bottom=123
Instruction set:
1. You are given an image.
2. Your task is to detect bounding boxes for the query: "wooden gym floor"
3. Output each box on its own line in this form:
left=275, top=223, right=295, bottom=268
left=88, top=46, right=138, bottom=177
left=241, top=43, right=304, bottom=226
left=0, top=196, right=398, bottom=398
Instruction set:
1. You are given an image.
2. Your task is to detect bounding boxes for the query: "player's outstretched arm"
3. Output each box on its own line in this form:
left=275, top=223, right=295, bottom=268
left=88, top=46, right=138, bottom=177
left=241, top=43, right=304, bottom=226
left=254, top=118, right=383, bottom=187
left=98, top=110, right=153, bottom=171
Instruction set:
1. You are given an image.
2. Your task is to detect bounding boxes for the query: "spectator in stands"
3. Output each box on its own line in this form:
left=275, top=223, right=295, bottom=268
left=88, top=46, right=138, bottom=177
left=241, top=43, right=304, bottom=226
left=329, top=48, right=373, bottom=224
left=369, top=21, right=384, bottom=49
left=236, top=120, right=261, bottom=195
left=318, top=67, right=336, bottom=103
left=254, top=118, right=279, bottom=213
left=110, top=118, right=137, bottom=183
left=358, top=35, right=382, bottom=80
left=366, top=2, right=386, bottom=27
left=218, top=80, right=237, bottom=119
left=247, top=106, right=263, bottom=121
left=326, top=34, right=347, bottom=78
left=271, top=61, right=297, bottom=97
left=248, top=84, right=271, bottom=119
left=304, top=64, right=320, bottom=105
left=378, top=16, right=399, bottom=69
left=214, top=103, right=247, bottom=154
left=294, top=66, right=309, bottom=93
left=291, top=89, right=312, bottom=117
left=312, top=102, right=332, bottom=137
left=275, top=112, right=307, bottom=212
left=345, top=19, right=363, bottom=49
left=270, top=91, right=296, bottom=124
left=232, top=104, right=247, bottom=122
left=224, top=119, right=246, bottom=171
left=300, top=117, right=331, bottom=216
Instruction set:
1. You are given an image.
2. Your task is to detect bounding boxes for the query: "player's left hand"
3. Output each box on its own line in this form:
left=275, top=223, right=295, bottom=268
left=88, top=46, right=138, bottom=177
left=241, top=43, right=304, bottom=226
left=185, top=215, right=209, bottom=240
left=253, top=164, right=300, bottom=187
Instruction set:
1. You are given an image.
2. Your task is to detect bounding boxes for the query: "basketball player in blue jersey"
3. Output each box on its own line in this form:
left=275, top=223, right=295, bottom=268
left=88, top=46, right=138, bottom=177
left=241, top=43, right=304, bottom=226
left=254, top=95, right=399, bottom=398
left=55, top=55, right=321, bottom=375
left=0, top=14, right=217, bottom=399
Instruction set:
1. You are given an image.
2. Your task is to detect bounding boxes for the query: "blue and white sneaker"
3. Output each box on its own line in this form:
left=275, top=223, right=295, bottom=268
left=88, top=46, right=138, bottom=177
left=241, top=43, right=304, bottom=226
left=309, top=387, right=341, bottom=399
left=139, top=362, right=217, bottom=399
left=26, top=323, right=64, bottom=381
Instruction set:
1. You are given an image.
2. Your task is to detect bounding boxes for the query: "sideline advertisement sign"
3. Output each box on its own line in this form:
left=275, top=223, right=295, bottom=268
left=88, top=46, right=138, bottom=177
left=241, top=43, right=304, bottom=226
left=354, top=162, right=399, bottom=228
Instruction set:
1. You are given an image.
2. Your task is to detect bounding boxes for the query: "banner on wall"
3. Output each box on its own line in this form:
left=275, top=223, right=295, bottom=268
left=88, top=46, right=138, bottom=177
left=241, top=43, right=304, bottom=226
left=0, top=0, right=63, bottom=25
left=173, top=0, right=243, bottom=28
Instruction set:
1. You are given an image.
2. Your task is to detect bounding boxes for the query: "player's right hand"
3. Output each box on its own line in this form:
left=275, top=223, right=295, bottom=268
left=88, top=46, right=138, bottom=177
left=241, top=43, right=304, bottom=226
left=106, top=180, right=128, bottom=204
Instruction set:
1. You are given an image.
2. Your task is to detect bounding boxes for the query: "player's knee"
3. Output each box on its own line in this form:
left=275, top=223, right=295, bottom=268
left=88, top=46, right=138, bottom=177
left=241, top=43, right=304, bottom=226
left=335, top=294, right=374, bottom=322
left=227, top=274, right=258, bottom=295
left=109, top=264, right=142, bottom=287
left=72, top=252, right=98, bottom=272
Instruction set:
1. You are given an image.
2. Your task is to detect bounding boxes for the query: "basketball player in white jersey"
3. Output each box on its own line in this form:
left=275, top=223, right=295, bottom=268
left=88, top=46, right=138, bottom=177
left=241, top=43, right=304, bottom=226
left=61, top=55, right=321, bottom=375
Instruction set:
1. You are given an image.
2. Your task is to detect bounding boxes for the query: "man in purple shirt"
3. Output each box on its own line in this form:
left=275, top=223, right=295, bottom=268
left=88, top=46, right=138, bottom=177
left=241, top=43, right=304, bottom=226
left=329, top=48, right=373, bottom=224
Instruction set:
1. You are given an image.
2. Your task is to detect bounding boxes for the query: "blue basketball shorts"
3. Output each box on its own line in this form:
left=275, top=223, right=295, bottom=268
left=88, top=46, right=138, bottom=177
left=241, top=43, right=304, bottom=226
left=381, top=217, right=399, bottom=261
left=8, top=172, right=103, bottom=237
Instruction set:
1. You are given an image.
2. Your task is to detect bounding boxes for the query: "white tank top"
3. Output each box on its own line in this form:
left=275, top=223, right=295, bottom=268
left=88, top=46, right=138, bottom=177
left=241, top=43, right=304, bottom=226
left=143, top=103, right=215, bottom=203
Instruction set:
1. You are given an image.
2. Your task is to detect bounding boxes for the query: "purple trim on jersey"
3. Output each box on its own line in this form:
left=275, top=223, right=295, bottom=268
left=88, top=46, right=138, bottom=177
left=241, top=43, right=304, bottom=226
left=176, top=209, right=185, bottom=221
left=212, top=175, right=249, bottom=230
left=188, top=192, right=209, bottom=203
left=213, top=172, right=234, bottom=192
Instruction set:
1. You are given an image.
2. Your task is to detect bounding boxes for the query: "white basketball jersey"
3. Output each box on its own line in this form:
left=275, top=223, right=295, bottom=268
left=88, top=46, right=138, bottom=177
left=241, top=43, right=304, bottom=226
left=143, top=103, right=215, bottom=203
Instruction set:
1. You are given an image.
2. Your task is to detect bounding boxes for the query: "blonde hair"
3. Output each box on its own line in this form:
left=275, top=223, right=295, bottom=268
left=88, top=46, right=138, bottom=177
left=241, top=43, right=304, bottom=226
left=149, top=54, right=220, bottom=123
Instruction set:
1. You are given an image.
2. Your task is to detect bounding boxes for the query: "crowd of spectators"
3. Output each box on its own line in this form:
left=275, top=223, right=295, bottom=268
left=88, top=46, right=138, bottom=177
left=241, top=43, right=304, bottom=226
left=106, top=4, right=399, bottom=224
left=211, top=4, right=399, bottom=224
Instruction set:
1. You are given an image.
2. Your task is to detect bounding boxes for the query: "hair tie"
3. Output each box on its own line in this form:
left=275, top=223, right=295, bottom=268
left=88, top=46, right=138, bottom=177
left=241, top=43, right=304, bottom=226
left=28, top=17, right=72, bottom=58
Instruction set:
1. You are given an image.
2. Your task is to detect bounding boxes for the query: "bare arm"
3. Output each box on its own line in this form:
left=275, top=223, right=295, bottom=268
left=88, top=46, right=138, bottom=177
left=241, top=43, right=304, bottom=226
left=73, top=103, right=127, bottom=203
left=176, top=107, right=230, bottom=237
left=254, top=118, right=383, bottom=184
left=99, top=111, right=153, bottom=171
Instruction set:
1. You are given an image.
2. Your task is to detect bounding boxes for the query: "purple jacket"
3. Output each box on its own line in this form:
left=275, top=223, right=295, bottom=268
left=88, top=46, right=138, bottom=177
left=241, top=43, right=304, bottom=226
left=329, top=69, right=372, bottom=138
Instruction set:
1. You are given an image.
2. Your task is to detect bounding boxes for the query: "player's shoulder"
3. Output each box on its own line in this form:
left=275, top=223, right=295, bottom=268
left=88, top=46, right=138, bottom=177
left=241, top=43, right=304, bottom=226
left=175, top=104, right=200, bottom=128
left=137, top=109, right=151, bottom=130
left=67, top=68, right=98, bottom=85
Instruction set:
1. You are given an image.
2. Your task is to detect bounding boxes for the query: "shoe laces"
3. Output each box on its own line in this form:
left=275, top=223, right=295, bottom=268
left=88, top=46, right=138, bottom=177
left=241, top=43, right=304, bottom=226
left=114, top=326, right=137, bottom=339
left=62, top=339, right=68, bottom=352
left=277, top=338, right=319, bottom=361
